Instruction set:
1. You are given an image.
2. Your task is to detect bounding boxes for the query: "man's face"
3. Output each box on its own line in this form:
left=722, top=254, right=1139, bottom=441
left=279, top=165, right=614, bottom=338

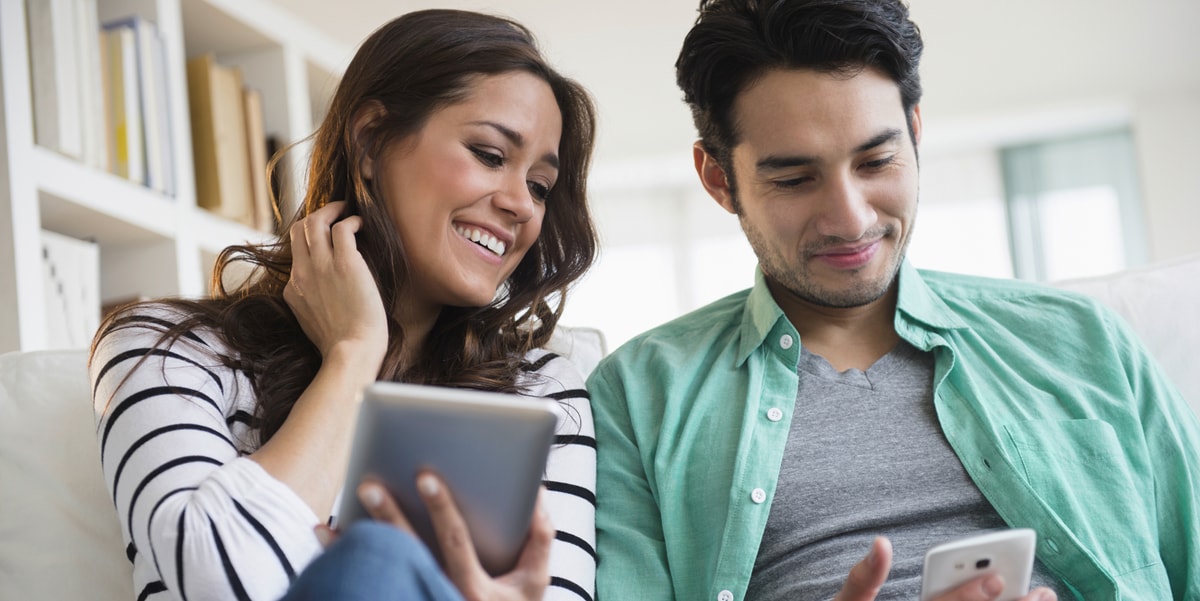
left=696, top=67, right=921, bottom=310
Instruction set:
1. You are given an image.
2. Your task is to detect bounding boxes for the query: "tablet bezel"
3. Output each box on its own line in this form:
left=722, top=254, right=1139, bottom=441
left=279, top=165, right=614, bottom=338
left=336, top=381, right=558, bottom=576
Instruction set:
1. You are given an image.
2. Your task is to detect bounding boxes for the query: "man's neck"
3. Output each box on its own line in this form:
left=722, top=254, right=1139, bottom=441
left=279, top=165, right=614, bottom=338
left=769, top=281, right=901, bottom=373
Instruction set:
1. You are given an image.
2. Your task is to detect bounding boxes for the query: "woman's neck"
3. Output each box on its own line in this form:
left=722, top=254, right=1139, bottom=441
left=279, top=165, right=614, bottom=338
left=393, top=299, right=440, bottom=373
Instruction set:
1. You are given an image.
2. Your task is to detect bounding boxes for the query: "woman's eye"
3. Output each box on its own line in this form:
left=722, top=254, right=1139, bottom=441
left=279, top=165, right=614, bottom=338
left=528, top=181, right=551, bottom=202
left=471, top=146, right=504, bottom=167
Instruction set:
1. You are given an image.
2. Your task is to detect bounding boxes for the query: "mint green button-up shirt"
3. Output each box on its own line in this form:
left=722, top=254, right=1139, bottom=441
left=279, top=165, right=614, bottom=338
left=590, top=262, right=1200, bottom=601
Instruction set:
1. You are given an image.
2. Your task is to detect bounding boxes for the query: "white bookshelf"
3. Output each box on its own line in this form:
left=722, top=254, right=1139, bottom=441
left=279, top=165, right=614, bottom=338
left=0, top=0, right=351, bottom=352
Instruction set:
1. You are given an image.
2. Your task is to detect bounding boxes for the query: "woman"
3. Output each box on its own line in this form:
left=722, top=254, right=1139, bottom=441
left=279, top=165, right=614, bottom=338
left=90, top=10, right=596, bottom=601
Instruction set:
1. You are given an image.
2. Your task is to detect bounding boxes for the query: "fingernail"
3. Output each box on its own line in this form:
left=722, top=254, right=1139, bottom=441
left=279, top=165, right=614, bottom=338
left=983, top=574, right=1004, bottom=596
left=865, top=542, right=879, bottom=568
left=359, top=484, right=383, bottom=508
left=418, top=474, right=439, bottom=497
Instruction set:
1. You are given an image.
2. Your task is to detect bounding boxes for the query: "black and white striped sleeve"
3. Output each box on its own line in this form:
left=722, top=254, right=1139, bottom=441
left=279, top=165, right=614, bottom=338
left=90, top=310, right=323, bottom=601
left=521, top=350, right=596, bottom=601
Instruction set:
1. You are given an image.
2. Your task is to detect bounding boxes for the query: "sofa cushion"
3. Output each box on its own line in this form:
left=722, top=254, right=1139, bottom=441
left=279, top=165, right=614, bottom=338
left=0, top=349, right=132, bottom=601
left=1052, top=253, right=1200, bottom=416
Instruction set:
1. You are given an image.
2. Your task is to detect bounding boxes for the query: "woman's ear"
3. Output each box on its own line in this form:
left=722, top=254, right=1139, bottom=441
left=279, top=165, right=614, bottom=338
left=351, top=102, right=387, bottom=179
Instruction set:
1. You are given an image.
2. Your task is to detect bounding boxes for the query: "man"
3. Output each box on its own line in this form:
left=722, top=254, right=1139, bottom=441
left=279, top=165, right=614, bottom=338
left=588, top=1, right=1200, bottom=599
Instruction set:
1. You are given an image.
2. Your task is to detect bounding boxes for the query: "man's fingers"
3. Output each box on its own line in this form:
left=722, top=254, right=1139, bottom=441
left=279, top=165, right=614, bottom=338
left=834, top=537, right=892, bottom=601
left=929, top=574, right=1058, bottom=601
left=357, top=479, right=413, bottom=534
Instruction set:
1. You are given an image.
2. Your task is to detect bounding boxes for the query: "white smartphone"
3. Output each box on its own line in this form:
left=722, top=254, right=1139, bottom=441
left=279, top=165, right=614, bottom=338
left=920, top=528, right=1037, bottom=601
left=336, top=382, right=558, bottom=576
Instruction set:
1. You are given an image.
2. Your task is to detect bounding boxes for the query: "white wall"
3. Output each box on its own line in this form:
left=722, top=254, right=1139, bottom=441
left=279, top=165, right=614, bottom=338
left=1132, top=88, right=1200, bottom=261
left=279, top=0, right=1200, bottom=345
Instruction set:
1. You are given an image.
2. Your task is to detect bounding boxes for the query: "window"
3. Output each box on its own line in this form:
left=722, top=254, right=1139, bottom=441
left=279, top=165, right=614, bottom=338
left=1001, top=129, right=1147, bottom=281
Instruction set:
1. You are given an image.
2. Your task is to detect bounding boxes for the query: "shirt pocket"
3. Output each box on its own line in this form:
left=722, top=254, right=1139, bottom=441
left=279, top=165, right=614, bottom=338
left=1003, top=418, right=1160, bottom=575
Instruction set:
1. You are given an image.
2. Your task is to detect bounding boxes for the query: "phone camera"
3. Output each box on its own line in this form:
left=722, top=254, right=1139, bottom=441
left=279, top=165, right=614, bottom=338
left=975, top=558, right=991, bottom=569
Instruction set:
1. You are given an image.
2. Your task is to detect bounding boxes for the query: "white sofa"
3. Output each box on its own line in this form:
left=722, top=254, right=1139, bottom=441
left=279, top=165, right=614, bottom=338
left=1, top=257, right=1197, bottom=601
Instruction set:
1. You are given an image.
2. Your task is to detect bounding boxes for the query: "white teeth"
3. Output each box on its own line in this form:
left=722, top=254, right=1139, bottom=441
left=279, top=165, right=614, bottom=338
left=454, top=225, right=505, bottom=257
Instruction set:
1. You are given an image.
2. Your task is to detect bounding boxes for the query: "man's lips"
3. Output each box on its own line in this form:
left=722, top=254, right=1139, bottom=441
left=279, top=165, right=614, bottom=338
left=813, top=240, right=881, bottom=269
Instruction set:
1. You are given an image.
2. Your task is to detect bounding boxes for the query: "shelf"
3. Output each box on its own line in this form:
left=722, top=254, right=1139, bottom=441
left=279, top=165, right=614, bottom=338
left=1, top=0, right=344, bottom=352
left=192, top=207, right=273, bottom=255
left=34, top=146, right=177, bottom=244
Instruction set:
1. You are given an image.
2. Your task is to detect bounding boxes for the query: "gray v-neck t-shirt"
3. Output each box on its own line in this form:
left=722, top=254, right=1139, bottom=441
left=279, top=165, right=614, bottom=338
left=746, top=341, right=1071, bottom=600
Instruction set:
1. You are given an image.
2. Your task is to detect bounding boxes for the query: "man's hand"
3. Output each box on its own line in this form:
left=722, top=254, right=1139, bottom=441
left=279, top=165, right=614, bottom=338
left=833, top=537, right=1058, bottom=601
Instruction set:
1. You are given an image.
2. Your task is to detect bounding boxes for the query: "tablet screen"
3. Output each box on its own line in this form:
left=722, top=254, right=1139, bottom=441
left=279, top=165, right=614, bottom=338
left=336, top=381, right=558, bottom=575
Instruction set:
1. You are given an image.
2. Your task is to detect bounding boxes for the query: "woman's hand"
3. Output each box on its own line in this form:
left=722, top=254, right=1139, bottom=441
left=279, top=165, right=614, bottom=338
left=357, top=474, right=553, bottom=601
left=283, top=200, right=388, bottom=373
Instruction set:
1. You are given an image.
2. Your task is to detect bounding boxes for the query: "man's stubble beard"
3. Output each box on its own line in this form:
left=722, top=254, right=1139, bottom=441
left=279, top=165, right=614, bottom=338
left=735, top=200, right=915, bottom=310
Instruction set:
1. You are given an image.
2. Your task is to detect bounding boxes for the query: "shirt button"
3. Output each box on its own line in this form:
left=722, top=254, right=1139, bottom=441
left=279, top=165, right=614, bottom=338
left=750, top=488, right=767, bottom=504
left=766, top=407, right=783, bottom=422
left=1044, top=538, right=1060, bottom=553
left=718, top=590, right=734, bottom=601
left=779, top=334, right=794, bottom=349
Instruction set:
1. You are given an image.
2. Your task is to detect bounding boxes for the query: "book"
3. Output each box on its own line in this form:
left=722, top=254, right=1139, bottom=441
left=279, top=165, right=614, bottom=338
left=186, top=54, right=254, bottom=226
left=41, top=230, right=100, bottom=349
left=243, top=87, right=274, bottom=233
left=100, top=24, right=145, bottom=184
left=74, top=0, right=107, bottom=171
left=26, top=0, right=84, bottom=159
left=103, top=15, right=170, bottom=193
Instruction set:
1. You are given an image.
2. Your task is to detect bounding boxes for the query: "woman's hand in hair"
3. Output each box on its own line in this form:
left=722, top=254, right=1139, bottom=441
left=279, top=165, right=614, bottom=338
left=284, top=200, right=388, bottom=378
left=357, top=474, right=553, bottom=601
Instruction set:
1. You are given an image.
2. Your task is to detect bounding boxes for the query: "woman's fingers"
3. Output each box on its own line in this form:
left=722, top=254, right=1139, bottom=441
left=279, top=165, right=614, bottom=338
left=357, top=479, right=414, bottom=534
left=502, top=487, right=553, bottom=595
left=330, top=215, right=365, bottom=265
left=300, top=200, right=347, bottom=265
left=418, top=472, right=486, bottom=586
left=313, top=524, right=339, bottom=548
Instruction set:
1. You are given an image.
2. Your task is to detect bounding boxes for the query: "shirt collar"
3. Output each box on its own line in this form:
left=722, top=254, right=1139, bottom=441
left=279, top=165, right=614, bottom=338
left=735, top=261, right=969, bottom=365
left=894, top=260, right=970, bottom=332
left=736, top=268, right=794, bottom=366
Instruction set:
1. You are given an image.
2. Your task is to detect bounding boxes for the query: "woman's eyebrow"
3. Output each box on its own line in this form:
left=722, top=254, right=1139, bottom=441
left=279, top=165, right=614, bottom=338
left=471, top=120, right=559, bottom=169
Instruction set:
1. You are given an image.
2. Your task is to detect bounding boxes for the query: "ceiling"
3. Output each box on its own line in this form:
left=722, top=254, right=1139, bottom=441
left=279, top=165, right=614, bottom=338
left=274, top=0, right=1200, bottom=164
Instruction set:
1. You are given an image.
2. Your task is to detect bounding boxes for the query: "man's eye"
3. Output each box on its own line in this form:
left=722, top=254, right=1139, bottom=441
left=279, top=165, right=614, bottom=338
left=471, top=147, right=504, bottom=167
left=863, top=156, right=895, bottom=170
left=528, top=181, right=551, bottom=201
left=774, top=176, right=813, bottom=189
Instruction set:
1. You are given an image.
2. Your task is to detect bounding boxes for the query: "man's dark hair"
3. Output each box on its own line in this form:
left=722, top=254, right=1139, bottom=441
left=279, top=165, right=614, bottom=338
left=676, top=0, right=924, bottom=185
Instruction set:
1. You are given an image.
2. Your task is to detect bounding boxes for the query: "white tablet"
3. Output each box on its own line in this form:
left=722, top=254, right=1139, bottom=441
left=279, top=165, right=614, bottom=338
left=336, top=381, right=558, bottom=576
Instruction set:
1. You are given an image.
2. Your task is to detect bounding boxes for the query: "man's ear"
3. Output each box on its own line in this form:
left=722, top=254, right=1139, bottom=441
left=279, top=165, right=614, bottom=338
left=694, top=142, right=737, bottom=215
left=351, top=102, right=387, bottom=179
left=910, top=104, right=923, bottom=147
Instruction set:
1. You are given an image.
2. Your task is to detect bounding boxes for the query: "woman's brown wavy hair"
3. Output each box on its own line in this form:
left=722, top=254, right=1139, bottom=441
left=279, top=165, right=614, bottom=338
left=92, top=9, right=598, bottom=444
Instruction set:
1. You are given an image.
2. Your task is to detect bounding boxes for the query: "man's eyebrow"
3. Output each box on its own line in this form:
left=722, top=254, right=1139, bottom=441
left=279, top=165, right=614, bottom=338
left=853, top=128, right=902, bottom=154
left=756, top=128, right=904, bottom=174
left=472, top=120, right=559, bottom=169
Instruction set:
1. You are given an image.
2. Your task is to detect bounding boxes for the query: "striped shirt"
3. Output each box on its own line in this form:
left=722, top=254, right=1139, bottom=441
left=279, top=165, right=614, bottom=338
left=91, top=307, right=596, bottom=601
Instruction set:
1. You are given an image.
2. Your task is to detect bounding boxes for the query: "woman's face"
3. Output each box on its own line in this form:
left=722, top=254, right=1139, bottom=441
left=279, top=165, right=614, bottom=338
left=373, top=71, right=563, bottom=317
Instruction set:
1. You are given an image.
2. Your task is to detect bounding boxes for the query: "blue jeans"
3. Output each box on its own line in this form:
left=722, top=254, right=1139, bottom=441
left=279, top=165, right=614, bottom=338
left=281, top=521, right=465, bottom=601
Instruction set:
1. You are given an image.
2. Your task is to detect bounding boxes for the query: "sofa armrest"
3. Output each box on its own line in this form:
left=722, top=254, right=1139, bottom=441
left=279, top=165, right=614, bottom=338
left=0, top=349, right=132, bottom=601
